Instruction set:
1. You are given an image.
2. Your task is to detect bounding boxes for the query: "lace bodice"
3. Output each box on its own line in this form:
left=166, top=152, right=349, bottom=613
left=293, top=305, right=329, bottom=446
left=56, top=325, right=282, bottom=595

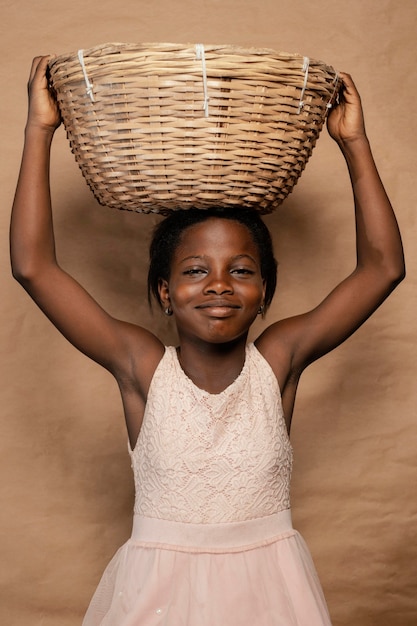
left=130, top=343, right=293, bottom=524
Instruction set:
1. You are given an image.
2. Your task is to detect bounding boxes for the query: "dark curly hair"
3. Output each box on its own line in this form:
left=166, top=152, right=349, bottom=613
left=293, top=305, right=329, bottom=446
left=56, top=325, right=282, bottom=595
left=147, top=207, right=278, bottom=312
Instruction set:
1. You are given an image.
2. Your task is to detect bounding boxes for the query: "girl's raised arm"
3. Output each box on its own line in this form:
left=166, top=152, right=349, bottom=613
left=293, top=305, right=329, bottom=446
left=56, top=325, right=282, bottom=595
left=259, top=73, right=405, bottom=375
left=10, top=56, right=162, bottom=380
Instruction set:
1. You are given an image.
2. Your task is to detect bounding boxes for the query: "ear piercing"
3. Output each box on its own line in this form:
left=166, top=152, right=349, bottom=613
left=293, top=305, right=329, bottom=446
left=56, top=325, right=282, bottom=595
left=258, top=305, right=265, bottom=315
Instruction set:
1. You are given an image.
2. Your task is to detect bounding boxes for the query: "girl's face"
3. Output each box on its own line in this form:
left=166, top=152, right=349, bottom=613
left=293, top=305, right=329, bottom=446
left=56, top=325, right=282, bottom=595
left=158, top=218, right=266, bottom=345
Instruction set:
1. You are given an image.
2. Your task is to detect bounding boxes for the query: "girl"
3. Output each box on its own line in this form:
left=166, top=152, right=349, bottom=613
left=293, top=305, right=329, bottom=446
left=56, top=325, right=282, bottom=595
left=10, top=56, right=405, bottom=625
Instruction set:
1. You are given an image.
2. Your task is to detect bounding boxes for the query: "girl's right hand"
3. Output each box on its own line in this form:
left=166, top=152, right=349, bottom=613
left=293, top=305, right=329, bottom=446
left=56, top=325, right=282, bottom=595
left=326, top=72, right=366, bottom=147
left=26, top=55, right=61, bottom=133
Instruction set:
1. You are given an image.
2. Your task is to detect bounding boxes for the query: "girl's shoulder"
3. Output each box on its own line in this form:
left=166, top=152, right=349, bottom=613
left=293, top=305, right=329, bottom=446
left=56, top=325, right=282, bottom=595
left=115, top=323, right=165, bottom=393
left=254, top=320, right=299, bottom=391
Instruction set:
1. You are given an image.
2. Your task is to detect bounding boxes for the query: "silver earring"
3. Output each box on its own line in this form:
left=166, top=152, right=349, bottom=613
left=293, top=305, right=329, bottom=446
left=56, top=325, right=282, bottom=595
left=258, top=305, right=265, bottom=315
left=164, top=306, right=173, bottom=316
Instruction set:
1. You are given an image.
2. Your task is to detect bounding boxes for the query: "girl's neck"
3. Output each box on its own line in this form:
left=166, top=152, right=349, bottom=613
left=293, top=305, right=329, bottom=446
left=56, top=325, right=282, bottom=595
left=176, top=336, right=248, bottom=394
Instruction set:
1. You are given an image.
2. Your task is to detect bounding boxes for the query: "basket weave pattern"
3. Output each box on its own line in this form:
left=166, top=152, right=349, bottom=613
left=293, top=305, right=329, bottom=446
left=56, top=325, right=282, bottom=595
left=48, top=43, right=340, bottom=214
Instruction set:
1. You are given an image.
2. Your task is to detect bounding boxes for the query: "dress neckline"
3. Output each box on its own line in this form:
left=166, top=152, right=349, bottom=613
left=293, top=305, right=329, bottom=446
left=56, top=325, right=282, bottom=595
left=170, top=343, right=254, bottom=398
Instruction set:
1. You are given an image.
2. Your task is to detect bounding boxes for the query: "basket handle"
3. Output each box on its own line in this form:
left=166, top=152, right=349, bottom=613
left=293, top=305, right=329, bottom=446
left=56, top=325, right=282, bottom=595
left=326, top=72, right=340, bottom=110
left=78, top=49, right=95, bottom=102
left=195, top=44, right=210, bottom=118
left=297, top=57, right=309, bottom=114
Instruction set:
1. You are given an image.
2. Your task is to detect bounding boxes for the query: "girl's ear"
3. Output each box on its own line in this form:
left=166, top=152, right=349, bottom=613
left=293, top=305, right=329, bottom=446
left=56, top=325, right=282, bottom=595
left=158, top=278, right=170, bottom=308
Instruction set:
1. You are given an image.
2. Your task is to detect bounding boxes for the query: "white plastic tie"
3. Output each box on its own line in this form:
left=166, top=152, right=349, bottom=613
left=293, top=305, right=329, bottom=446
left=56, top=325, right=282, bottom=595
left=326, top=71, right=340, bottom=109
left=195, top=44, right=209, bottom=117
left=297, top=56, right=310, bottom=114
left=77, top=49, right=95, bottom=102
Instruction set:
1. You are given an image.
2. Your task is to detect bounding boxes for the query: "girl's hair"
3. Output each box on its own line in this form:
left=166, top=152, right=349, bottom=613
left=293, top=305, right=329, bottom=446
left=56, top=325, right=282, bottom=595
left=148, top=207, right=278, bottom=312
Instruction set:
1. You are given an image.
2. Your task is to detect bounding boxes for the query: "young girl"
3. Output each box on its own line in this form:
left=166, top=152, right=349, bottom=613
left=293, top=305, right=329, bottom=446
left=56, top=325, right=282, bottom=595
left=10, top=56, right=405, bottom=626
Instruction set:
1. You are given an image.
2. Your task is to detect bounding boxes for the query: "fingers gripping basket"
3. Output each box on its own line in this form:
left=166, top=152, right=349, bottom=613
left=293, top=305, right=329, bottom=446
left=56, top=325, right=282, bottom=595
left=48, top=43, right=340, bottom=214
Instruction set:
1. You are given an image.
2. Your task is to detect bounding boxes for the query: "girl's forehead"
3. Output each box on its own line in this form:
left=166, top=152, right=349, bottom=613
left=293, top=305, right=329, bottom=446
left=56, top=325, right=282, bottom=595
left=178, top=218, right=256, bottom=248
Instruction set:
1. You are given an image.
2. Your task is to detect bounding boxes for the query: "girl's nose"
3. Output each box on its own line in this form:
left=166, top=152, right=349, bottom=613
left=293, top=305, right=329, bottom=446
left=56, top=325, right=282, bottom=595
left=204, top=272, right=233, bottom=294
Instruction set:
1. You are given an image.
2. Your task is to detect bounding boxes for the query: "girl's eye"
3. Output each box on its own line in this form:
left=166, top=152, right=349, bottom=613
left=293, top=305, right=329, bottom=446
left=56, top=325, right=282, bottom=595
left=183, top=268, right=207, bottom=275
left=231, top=268, right=254, bottom=275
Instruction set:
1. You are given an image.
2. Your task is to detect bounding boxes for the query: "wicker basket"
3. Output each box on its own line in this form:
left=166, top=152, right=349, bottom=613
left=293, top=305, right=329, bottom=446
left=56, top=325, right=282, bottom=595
left=48, top=43, right=340, bottom=214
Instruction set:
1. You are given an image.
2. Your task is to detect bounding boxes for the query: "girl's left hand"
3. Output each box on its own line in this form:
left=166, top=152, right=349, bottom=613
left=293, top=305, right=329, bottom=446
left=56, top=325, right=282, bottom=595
left=26, top=55, right=61, bottom=132
left=327, top=72, right=367, bottom=146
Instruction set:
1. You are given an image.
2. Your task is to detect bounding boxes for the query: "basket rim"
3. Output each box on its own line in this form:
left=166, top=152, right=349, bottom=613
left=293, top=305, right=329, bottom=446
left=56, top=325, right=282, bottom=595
left=49, top=41, right=338, bottom=74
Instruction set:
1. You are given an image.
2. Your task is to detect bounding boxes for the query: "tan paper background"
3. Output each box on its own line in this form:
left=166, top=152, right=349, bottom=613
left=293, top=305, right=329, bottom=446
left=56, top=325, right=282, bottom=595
left=1, top=1, right=416, bottom=624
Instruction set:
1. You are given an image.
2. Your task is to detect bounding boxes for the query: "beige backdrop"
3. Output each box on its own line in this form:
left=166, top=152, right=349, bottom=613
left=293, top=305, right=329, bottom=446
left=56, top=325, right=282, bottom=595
left=1, top=1, right=416, bottom=625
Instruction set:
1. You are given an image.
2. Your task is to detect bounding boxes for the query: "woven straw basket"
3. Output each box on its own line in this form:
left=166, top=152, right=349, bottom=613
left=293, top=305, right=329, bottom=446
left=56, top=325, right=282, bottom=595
left=48, top=43, right=341, bottom=214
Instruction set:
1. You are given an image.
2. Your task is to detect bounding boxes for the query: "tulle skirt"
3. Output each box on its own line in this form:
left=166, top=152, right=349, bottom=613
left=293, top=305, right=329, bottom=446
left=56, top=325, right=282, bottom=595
left=82, top=509, right=331, bottom=626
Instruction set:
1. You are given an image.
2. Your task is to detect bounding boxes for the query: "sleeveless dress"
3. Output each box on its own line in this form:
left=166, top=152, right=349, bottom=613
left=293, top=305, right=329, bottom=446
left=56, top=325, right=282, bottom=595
left=83, top=343, right=332, bottom=625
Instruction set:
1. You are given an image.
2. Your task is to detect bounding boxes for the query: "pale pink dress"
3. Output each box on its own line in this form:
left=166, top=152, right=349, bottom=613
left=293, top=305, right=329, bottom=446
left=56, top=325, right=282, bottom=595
left=83, top=343, right=332, bottom=625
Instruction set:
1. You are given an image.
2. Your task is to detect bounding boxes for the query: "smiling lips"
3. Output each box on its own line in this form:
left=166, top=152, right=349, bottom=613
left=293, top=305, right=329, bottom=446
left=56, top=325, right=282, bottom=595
left=195, top=300, right=241, bottom=311
left=195, top=300, right=240, bottom=317
left=195, top=300, right=240, bottom=318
